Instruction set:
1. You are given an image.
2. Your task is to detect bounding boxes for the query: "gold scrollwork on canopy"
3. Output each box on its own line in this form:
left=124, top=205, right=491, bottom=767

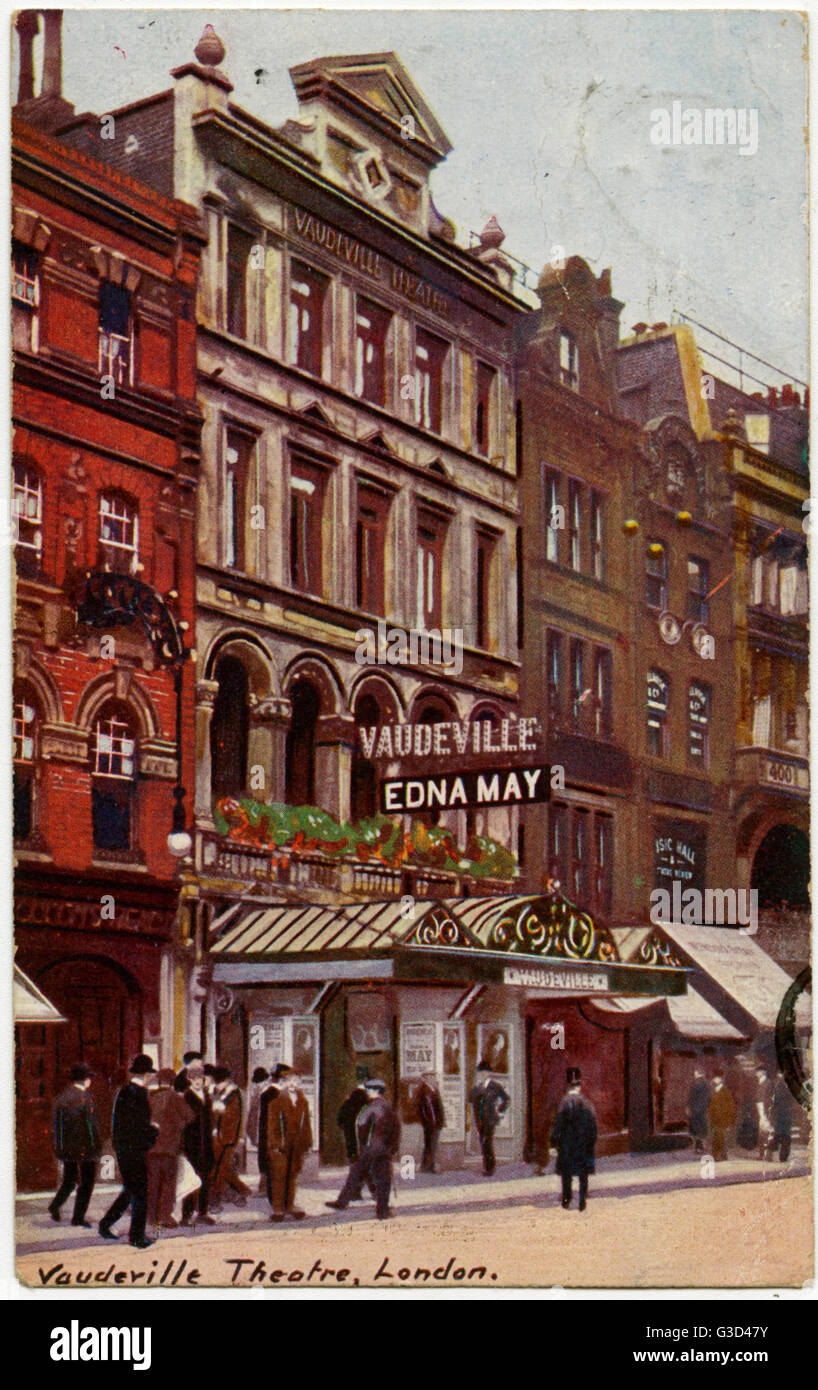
left=490, top=893, right=620, bottom=963
left=637, top=933, right=683, bottom=968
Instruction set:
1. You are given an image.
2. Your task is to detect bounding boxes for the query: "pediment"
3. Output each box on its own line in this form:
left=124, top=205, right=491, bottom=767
left=361, top=428, right=397, bottom=456
left=297, top=401, right=336, bottom=430
left=401, top=904, right=484, bottom=951
left=290, top=52, right=452, bottom=161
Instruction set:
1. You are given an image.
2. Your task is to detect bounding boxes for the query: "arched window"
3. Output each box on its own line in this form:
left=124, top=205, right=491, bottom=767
left=351, top=693, right=380, bottom=822
left=91, top=702, right=137, bottom=853
left=13, top=686, right=39, bottom=840
left=210, top=656, right=250, bottom=800
left=285, top=679, right=320, bottom=807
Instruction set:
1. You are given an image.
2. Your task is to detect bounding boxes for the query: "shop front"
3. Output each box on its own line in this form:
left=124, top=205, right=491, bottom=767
left=209, top=893, right=688, bottom=1170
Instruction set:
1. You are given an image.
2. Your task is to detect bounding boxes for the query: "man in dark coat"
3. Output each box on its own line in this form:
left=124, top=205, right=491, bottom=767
left=181, top=1058, right=216, bottom=1226
left=265, top=1066, right=313, bottom=1221
left=337, top=1079, right=370, bottom=1161
left=49, top=1062, right=101, bottom=1227
left=550, top=1067, right=597, bottom=1210
left=173, top=1050, right=203, bottom=1094
left=707, top=1072, right=736, bottom=1161
left=416, top=1073, right=446, bottom=1173
left=256, top=1065, right=283, bottom=1197
left=147, top=1068, right=190, bottom=1229
left=326, top=1078, right=401, bottom=1220
left=210, top=1064, right=250, bottom=1209
left=686, top=1068, right=710, bottom=1153
left=468, top=1061, right=509, bottom=1176
left=99, top=1054, right=158, bottom=1248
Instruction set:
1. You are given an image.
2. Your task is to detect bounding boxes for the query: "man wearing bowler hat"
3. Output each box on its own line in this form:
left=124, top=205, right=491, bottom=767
left=326, top=1078, right=401, bottom=1220
left=99, top=1054, right=158, bottom=1248
left=550, top=1067, right=598, bottom=1211
left=48, top=1062, right=101, bottom=1227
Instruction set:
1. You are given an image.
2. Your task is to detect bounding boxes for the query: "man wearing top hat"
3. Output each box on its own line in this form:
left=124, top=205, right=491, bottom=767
left=210, top=1064, right=251, bottom=1209
left=550, top=1067, right=598, bottom=1211
left=48, top=1061, right=101, bottom=1227
left=326, top=1078, right=401, bottom=1220
left=99, top=1054, right=159, bottom=1248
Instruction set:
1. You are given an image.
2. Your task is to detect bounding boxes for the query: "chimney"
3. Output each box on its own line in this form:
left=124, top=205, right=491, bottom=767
left=42, top=10, right=63, bottom=97
left=780, top=384, right=795, bottom=407
left=15, top=11, right=39, bottom=103
left=13, top=9, right=74, bottom=130
left=766, top=386, right=779, bottom=409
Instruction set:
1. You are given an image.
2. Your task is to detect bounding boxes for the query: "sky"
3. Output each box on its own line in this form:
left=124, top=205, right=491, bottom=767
left=20, top=8, right=811, bottom=383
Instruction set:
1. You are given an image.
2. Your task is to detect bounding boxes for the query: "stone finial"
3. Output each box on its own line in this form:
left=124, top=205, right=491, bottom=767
left=721, top=407, right=746, bottom=440
left=194, top=24, right=226, bottom=67
left=479, top=216, right=505, bottom=250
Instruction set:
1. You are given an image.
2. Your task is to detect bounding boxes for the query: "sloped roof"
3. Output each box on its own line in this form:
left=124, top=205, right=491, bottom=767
left=290, top=51, right=452, bottom=160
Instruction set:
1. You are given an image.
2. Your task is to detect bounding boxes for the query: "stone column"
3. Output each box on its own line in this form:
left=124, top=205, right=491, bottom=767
left=248, top=696, right=291, bottom=803
left=195, top=678, right=219, bottom=818
left=314, top=714, right=357, bottom=822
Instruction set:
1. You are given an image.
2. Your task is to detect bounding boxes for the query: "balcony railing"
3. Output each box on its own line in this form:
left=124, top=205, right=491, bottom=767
left=196, top=828, right=515, bottom=900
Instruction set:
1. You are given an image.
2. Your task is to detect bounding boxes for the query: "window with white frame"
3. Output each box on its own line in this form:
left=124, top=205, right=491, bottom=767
left=13, top=691, right=38, bottom=841
left=647, top=669, right=670, bottom=757
left=98, top=282, right=132, bottom=385
left=92, top=706, right=137, bottom=853
left=99, top=494, right=139, bottom=574
left=545, top=469, right=560, bottom=563
left=12, top=242, right=39, bottom=351
left=13, top=462, right=43, bottom=570
left=568, top=479, right=582, bottom=571
left=559, top=330, right=579, bottom=390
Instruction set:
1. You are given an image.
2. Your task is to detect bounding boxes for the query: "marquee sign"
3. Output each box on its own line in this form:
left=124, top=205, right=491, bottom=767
left=381, top=765, right=550, bottom=812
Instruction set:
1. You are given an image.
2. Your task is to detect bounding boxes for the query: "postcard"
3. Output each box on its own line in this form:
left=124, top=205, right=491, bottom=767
left=10, top=6, right=812, bottom=1294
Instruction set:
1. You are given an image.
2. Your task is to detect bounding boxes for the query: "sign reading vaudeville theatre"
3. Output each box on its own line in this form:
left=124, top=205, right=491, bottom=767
left=381, top=766, right=550, bottom=813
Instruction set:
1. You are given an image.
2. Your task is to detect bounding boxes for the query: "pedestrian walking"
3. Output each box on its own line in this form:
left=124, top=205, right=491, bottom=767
left=265, top=1066, right=313, bottom=1221
left=770, top=1073, right=794, bottom=1162
left=256, top=1065, right=283, bottom=1198
left=210, top=1065, right=250, bottom=1209
left=550, top=1067, right=597, bottom=1211
left=468, top=1061, right=509, bottom=1176
left=416, top=1073, right=445, bottom=1173
left=337, top=1078, right=370, bottom=1161
left=686, top=1067, right=710, bottom=1153
left=146, top=1068, right=190, bottom=1229
left=98, top=1054, right=158, bottom=1249
left=48, top=1062, right=101, bottom=1228
left=326, top=1079, right=401, bottom=1220
left=707, top=1072, right=736, bottom=1162
left=180, top=1058, right=216, bottom=1226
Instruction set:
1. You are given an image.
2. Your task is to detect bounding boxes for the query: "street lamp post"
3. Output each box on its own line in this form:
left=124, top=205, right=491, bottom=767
left=77, top=571, right=193, bottom=858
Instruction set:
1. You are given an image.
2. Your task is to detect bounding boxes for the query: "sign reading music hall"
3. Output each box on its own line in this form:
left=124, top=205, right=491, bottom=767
left=290, top=205, right=451, bottom=316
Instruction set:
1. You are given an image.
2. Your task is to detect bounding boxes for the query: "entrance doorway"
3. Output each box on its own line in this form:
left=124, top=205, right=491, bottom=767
left=526, top=1000, right=628, bottom=1161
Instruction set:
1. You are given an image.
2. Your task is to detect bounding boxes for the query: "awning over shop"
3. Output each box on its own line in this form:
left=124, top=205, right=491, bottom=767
left=14, top=965, right=66, bottom=1024
left=592, top=987, right=746, bottom=1040
left=658, top=923, right=811, bottom=1030
left=210, top=894, right=687, bottom=997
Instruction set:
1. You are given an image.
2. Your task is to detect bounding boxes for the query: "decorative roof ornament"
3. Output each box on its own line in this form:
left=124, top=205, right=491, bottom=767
left=479, top=215, right=505, bottom=250
left=194, top=24, right=226, bottom=67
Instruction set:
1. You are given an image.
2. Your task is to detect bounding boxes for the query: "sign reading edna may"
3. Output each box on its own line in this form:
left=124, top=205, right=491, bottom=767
left=291, top=206, right=450, bottom=315
left=382, top=766, right=549, bottom=812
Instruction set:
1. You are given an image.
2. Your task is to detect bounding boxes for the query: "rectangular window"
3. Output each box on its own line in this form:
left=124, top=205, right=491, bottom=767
left=570, top=638, right=585, bottom=728
left=647, top=669, right=670, bottom=758
left=548, top=803, right=567, bottom=887
left=12, top=242, right=38, bottom=306
left=414, top=328, right=447, bottom=433
left=355, top=298, right=391, bottom=405
left=572, top=809, right=588, bottom=901
left=547, top=630, right=563, bottom=725
left=475, top=529, right=497, bottom=650
left=13, top=462, right=43, bottom=570
left=99, top=494, right=139, bottom=575
left=98, top=282, right=132, bottom=385
left=688, top=682, right=711, bottom=766
left=289, top=259, right=328, bottom=376
left=227, top=224, right=254, bottom=339
left=646, top=543, right=667, bottom=610
left=356, top=484, right=390, bottom=615
left=568, top=479, right=582, bottom=571
left=686, top=556, right=710, bottom=624
left=94, top=716, right=136, bottom=778
left=474, top=361, right=495, bottom=454
left=416, top=508, right=447, bottom=629
left=13, top=699, right=36, bottom=762
left=545, top=469, right=560, bottom=563
left=224, top=430, right=254, bottom=571
left=290, top=461, right=327, bottom=596
left=560, top=331, right=579, bottom=390
left=595, top=814, right=613, bottom=914
left=590, top=488, right=605, bottom=580
left=594, top=647, right=613, bottom=739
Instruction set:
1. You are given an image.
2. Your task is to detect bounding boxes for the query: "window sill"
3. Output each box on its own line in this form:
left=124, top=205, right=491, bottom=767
left=91, top=852, right=147, bottom=871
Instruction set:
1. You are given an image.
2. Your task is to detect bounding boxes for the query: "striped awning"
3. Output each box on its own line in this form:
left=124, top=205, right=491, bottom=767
left=212, top=898, right=442, bottom=957
left=592, top=987, right=745, bottom=1040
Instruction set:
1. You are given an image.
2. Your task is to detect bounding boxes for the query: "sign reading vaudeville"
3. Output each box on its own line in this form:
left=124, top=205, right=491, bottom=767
left=381, top=765, right=550, bottom=812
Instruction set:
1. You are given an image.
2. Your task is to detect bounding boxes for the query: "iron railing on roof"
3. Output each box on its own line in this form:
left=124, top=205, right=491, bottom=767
left=671, top=311, right=808, bottom=396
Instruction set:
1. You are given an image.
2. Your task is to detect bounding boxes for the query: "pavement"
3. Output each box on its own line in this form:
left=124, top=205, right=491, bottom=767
left=16, top=1145, right=811, bottom=1256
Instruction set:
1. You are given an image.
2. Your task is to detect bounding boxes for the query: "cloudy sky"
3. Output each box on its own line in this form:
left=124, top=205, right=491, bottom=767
left=27, top=7, right=809, bottom=383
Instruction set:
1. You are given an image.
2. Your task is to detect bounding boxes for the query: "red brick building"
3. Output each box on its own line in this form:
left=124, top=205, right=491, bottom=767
left=12, top=81, right=204, bottom=1189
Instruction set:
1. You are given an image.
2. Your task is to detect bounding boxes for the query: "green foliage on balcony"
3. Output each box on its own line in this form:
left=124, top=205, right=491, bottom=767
left=213, top=795, right=518, bottom=880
